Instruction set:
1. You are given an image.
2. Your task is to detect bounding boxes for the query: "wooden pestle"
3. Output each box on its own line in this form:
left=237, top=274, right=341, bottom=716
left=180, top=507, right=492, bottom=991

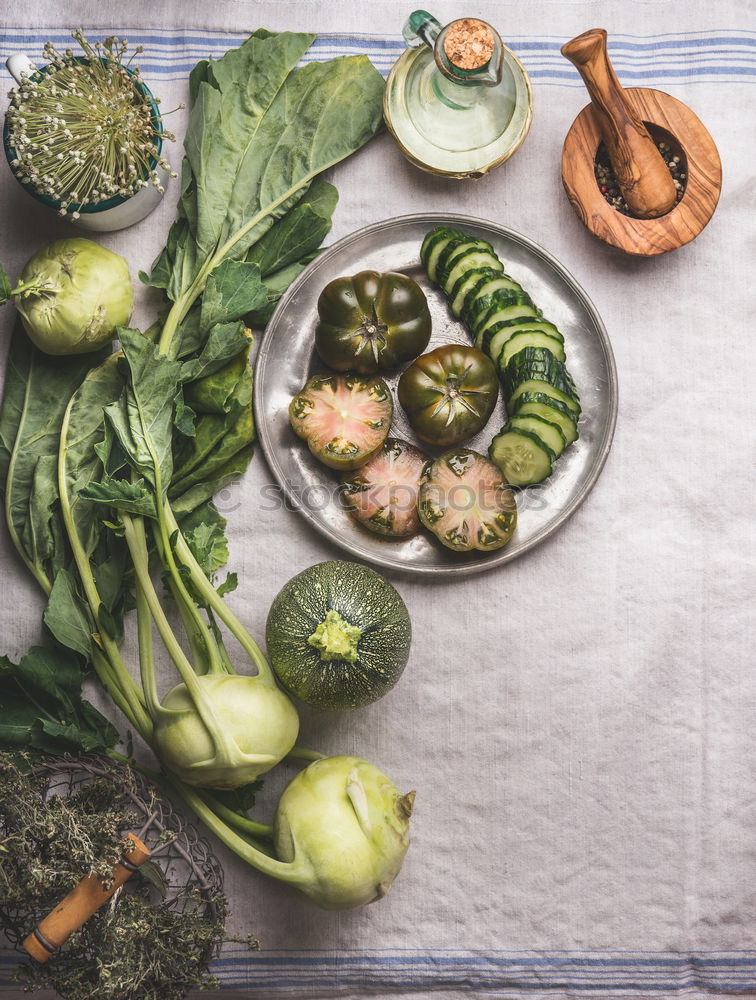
left=561, top=28, right=677, bottom=219
left=22, top=833, right=151, bottom=963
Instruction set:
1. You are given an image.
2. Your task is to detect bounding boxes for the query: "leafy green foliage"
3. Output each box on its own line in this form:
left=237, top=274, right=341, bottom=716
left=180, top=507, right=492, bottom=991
left=179, top=501, right=229, bottom=575
left=0, top=326, right=106, bottom=589
left=198, top=262, right=266, bottom=334
left=145, top=31, right=382, bottom=307
left=0, top=646, right=118, bottom=756
left=0, top=263, right=11, bottom=304
left=104, top=330, right=184, bottom=494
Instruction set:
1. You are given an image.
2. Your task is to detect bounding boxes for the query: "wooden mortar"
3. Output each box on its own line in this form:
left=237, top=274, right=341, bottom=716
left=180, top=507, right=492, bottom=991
left=560, top=28, right=722, bottom=256
left=22, top=832, right=151, bottom=963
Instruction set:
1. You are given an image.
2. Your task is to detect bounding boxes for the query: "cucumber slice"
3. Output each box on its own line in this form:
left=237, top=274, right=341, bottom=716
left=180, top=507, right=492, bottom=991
left=502, top=347, right=580, bottom=404
left=508, top=413, right=567, bottom=459
left=437, top=238, right=492, bottom=286
left=421, top=226, right=461, bottom=266
left=483, top=325, right=525, bottom=370
left=477, top=306, right=542, bottom=352
left=490, top=426, right=554, bottom=486
left=442, top=249, right=504, bottom=296
left=449, top=267, right=507, bottom=318
left=468, top=289, right=535, bottom=337
left=498, top=330, right=566, bottom=368
left=512, top=391, right=579, bottom=446
left=452, top=268, right=523, bottom=326
left=425, top=230, right=463, bottom=283
left=508, top=379, right=581, bottom=418
left=491, top=318, right=564, bottom=345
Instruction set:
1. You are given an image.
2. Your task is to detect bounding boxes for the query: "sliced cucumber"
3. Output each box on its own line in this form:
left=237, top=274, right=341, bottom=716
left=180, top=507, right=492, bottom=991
left=508, top=379, right=581, bottom=418
left=502, top=347, right=580, bottom=405
left=490, top=318, right=564, bottom=345
left=452, top=268, right=523, bottom=326
left=449, top=267, right=506, bottom=319
left=424, top=230, right=463, bottom=283
left=420, top=227, right=455, bottom=268
left=498, top=330, right=566, bottom=369
left=483, top=325, right=525, bottom=370
left=467, top=289, right=535, bottom=338
left=477, top=306, right=542, bottom=352
left=490, top=426, right=554, bottom=486
left=442, top=249, right=504, bottom=296
left=507, top=413, right=567, bottom=459
left=437, top=238, right=493, bottom=285
left=513, top=391, right=579, bottom=446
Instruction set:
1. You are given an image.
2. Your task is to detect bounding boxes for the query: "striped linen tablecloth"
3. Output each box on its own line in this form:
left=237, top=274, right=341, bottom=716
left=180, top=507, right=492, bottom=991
left=1, top=1, right=755, bottom=998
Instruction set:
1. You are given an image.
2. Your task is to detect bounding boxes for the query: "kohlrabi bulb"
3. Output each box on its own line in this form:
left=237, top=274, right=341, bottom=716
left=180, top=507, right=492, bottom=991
left=273, top=755, right=415, bottom=910
left=154, top=674, right=300, bottom=790
left=15, top=238, right=133, bottom=355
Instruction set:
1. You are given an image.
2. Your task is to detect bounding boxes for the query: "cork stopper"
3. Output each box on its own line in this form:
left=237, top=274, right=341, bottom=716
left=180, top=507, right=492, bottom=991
left=443, top=18, right=495, bottom=70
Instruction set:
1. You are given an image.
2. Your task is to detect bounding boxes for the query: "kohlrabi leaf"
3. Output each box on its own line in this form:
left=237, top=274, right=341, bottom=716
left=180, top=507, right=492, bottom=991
left=161, top=32, right=383, bottom=306
left=105, top=329, right=183, bottom=495
left=80, top=478, right=158, bottom=518
left=179, top=500, right=229, bottom=575
left=217, top=572, right=238, bottom=597
left=169, top=448, right=252, bottom=518
left=0, top=645, right=118, bottom=756
left=183, top=342, right=251, bottom=415
left=212, top=778, right=263, bottom=818
left=198, top=262, right=266, bottom=334
left=0, top=263, right=11, bottom=304
left=173, top=388, right=197, bottom=438
left=0, top=325, right=106, bottom=590
left=245, top=254, right=319, bottom=328
left=170, top=364, right=253, bottom=498
left=181, top=321, right=251, bottom=384
left=61, top=354, right=126, bottom=560
left=43, top=567, right=95, bottom=659
left=245, top=176, right=337, bottom=277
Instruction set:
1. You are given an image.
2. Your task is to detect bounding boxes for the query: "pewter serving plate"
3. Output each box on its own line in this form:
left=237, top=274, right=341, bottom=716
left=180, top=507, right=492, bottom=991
left=254, top=214, right=617, bottom=577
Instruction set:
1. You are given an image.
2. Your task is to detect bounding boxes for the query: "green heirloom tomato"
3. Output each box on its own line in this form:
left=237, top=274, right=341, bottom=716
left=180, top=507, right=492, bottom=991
left=397, top=344, right=498, bottom=446
left=315, top=270, right=432, bottom=373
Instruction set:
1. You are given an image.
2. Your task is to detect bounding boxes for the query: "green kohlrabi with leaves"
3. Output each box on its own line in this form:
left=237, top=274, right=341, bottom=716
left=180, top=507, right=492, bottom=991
left=0, top=30, right=415, bottom=909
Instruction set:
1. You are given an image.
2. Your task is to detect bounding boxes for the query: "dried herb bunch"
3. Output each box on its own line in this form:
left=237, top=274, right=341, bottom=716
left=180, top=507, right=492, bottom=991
left=5, top=30, right=178, bottom=217
left=0, top=755, right=228, bottom=1000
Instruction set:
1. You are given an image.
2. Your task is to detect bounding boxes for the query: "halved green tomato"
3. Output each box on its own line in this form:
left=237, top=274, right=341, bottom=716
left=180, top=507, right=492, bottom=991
left=418, top=448, right=517, bottom=552
left=289, top=374, right=393, bottom=470
left=340, top=438, right=430, bottom=538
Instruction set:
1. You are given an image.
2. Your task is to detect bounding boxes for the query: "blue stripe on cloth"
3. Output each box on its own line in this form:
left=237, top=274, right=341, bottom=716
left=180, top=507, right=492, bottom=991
left=0, top=28, right=756, bottom=84
left=176, top=950, right=756, bottom=995
left=4, top=950, right=756, bottom=992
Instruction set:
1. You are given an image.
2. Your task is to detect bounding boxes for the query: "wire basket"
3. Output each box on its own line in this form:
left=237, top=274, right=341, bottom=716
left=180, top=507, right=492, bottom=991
left=0, top=754, right=228, bottom=1000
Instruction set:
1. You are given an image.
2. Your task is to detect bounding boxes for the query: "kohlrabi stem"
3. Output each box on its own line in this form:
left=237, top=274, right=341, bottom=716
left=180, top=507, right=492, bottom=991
left=286, top=747, right=327, bottom=763
left=121, top=512, right=245, bottom=769
left=167, top=575, right=213, bottom=675
left=197, top=790, right=274, bottom=841
left=176, top=780, right=308, bottom=888
left=58, top=395, right=152, bottom=737
left=132, top=553, right=162, bottom=722
left=149, top=507, right=224, bottom=675
left=4, top=277, right=59, bottom=301
left=162, top=502, right=274, bottom=684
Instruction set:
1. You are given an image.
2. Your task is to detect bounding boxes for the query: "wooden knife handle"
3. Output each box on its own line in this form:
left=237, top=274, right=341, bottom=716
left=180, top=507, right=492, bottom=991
left=561, top=28, right=677, bottom=219
left=22, top=833, right=151, bottom=963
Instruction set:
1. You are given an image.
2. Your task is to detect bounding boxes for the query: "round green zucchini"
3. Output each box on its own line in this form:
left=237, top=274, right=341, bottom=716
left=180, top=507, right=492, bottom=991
left=265, top=561, right=411, bottom=711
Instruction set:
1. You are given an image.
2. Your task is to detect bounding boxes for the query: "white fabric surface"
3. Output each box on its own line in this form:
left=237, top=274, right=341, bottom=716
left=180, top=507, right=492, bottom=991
left=0, top=1, right=755, bottom=998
